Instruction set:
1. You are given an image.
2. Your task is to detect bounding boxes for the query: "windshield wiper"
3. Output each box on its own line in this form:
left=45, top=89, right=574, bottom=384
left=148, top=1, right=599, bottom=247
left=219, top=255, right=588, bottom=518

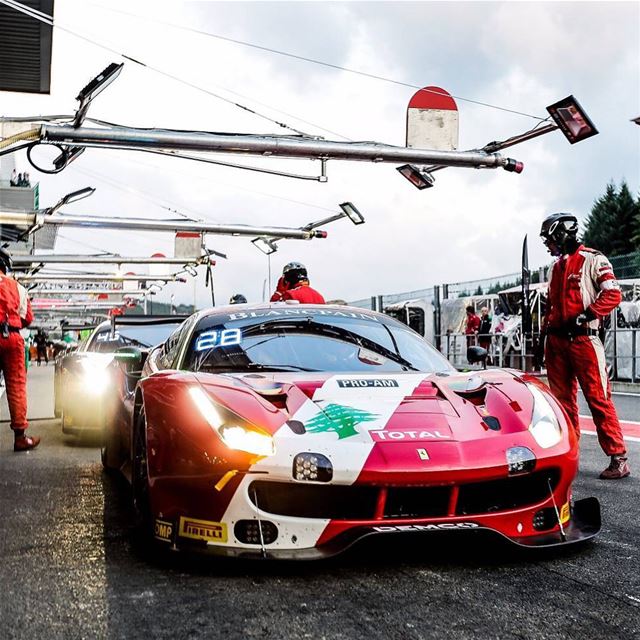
left=199, top=363, right=320, bottom=373
left=241, top=318, right=418, bottom=371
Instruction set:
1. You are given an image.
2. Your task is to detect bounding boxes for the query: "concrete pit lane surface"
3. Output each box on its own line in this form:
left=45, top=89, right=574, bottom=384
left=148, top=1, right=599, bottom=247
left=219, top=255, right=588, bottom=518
left=1, top=367, right=639, bottom=640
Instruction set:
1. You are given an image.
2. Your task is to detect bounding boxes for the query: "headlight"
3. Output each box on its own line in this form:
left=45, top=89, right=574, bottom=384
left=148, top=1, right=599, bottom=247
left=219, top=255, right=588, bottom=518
left=80, top=356, right=113, bottom=394
left=189, top=387, right=275, bottom=457
left=526, top=383, right=562, bottom=449
left=506, top=446, right=536, bottom=475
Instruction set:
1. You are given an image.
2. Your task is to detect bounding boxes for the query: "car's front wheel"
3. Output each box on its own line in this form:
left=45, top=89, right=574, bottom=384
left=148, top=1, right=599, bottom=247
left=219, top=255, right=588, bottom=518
left=132, top=407, right=152, bottom=537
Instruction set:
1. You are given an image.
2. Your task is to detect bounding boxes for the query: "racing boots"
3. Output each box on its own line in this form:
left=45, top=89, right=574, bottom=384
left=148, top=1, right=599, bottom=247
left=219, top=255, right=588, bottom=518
left=14, top=434, right=41, bottom=452
left=599, top=455, right=630, bottom=479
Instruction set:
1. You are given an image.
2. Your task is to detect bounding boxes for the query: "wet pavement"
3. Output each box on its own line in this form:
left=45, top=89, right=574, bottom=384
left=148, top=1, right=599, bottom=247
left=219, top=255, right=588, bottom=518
left=0, top=366, right=639, bottom=639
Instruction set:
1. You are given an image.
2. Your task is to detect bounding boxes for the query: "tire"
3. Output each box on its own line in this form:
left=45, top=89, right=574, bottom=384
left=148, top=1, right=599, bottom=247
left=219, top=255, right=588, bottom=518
left=60, top=406, right=71, bottom=434
left=132, top=407, right=153, bottom=537
left=54, top=374, right=62, bottom=418
left=101, top=421, right=118, bottom=470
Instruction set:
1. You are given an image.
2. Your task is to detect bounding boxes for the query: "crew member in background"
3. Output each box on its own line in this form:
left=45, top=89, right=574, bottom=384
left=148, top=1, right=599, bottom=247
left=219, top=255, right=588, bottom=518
left=478, top=307, right=493, bottom=364
left=0, top=249, right=39, bottom=452
left=229, top=294, right=247, bottom=305
left=464, top=305, right=481, bottom=361
left=34, top=328, right=49, bottom=366
left=540, top=212, right=629, bottom=479
left=270, top=262, right=325, bottom=304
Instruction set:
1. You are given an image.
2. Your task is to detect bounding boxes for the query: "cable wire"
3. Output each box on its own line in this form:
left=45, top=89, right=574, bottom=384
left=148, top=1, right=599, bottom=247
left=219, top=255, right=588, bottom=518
left=0, top=0, right=351, bottom=140
left=89, top=2, right=548, bottom=123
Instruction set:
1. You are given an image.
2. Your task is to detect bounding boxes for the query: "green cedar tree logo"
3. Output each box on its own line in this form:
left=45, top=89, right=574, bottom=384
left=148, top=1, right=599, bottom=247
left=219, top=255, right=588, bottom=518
left=304, top=403, right=378, bottom=439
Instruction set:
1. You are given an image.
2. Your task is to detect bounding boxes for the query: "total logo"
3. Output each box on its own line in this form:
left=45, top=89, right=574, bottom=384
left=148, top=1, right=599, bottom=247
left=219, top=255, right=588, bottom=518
left=370, top=430, right=450, bottom=442
left=372, top=523, right=479, bottom=532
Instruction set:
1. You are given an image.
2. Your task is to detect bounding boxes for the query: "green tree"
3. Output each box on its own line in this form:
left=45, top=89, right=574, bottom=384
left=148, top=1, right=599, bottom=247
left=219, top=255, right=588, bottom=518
left=582, top=181, right=640, bottom=256
left=582, top=182, right=618, bottom=254
left=633, top=190, right=640, bottom=251
left=612, top=183, right=639, bottom=256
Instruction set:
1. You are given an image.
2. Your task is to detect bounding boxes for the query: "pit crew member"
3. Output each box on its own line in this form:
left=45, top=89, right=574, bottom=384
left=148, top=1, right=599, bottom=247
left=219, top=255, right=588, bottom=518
left=0, top=249, right=39, bottom=452
left=270, top=262, right=325, bottom=304
left=540, top=212, right=629, bottom=479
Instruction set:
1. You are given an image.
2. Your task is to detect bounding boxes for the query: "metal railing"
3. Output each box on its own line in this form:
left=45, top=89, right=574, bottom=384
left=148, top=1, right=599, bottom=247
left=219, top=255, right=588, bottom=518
left=438, top=328, right=640, bottom=382
left=437, top=332, right=537, bottom=371
left=609, top=328, right=640, bottom=383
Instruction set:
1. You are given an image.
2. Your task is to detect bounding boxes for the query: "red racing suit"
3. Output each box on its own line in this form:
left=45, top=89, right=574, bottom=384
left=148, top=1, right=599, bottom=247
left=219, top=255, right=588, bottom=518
left=271, top=279, right=325, bottom=304
left=544, top=245, right=624, bottom=455
left=0, top=274, right=33, bottom=432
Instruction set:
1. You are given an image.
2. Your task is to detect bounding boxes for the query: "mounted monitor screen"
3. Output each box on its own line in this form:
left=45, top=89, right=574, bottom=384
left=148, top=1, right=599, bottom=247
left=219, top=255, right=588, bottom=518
left=546, top=96, right=598, bottom=144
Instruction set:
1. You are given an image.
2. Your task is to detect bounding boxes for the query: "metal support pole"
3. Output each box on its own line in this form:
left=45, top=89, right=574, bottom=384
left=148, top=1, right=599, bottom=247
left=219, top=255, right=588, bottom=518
left=433, top=285, right=441, bottom=351
left=12, top=255, right=209, bottom=266
left=18, top=274, right=178, bottom=282
left=632, top=329, right=637, bottom=384
left=0, top=211, right=326, bottom=241
left=40, top=124, right=520, bottom=170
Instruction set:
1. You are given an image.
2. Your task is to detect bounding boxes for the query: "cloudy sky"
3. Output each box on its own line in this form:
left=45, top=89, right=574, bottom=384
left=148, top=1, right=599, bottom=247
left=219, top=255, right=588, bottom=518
left=1, top=0, right=639, bottom=307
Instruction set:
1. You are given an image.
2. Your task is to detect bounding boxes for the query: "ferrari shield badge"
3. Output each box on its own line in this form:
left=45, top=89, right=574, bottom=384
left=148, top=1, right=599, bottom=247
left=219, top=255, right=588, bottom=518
left=305, top=404, right=378, bottom=439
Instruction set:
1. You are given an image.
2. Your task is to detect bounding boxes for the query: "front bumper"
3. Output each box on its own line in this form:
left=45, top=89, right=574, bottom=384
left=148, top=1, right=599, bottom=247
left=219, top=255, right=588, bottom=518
left=153, top=496, right=601, bottom=560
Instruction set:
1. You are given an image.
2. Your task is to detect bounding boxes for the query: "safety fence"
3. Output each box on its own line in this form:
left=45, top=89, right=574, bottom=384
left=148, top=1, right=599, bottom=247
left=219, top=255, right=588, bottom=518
left=350, top=251, right=639, bottom=311
left=437, top=328, right=640, bottom=383
left=349, top=250, right=640, bottom=382
left=610, top=328, right=640, bottom=383
left=437, top=332, right=537, bottom=372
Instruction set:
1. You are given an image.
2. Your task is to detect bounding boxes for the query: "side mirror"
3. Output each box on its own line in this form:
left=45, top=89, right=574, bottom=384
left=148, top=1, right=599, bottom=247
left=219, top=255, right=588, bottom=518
left=467, top=346, right=488, bottom=368
left=114, top=346, right=143, bottom=369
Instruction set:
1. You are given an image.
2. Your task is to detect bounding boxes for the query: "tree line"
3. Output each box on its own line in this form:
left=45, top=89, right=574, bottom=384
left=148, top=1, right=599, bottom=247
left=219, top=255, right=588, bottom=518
left=582, top=180, right=640, bottom=256
left=458, top=181, right=640, bottom=298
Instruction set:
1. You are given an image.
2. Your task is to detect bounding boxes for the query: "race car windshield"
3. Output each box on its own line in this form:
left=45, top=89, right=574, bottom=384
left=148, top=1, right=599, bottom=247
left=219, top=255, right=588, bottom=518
left=183, top=310, right=454, bottom=374
left=89, top=324, right=183, bottom=353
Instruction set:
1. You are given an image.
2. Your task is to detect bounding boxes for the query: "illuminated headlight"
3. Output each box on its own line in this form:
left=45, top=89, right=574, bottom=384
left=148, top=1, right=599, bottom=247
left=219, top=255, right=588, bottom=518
left=293, top=453, right=333, bottom=482
left=526, top=383, right=563, bottom=449
left=506, top=446, right=536, bottom=475
left=80, top=356, right=113, bottom=394
left=189, top=387, right=275, bottom=457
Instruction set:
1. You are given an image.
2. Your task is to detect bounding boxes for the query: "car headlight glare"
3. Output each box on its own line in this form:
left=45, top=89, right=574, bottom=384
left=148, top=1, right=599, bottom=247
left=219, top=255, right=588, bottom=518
left=189, top=387, right=275, bottom=457
left=527, top=383, right=562, bottom=449
left=80, top=356, right=113, bottom=394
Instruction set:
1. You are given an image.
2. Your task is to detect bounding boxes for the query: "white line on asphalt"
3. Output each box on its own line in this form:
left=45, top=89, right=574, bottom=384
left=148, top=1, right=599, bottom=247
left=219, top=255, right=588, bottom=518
left=581, top=430, right=640, bottom=443
left=612, top=392, right=640, bottom=397
left=580, top=414, right=640, bottom=426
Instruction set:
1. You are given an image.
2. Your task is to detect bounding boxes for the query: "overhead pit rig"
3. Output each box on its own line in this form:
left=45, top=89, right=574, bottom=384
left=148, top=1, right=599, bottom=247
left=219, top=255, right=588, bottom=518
left=0, top=62, right=598, bottom=327
left=0, top=63, right=597, bottom=194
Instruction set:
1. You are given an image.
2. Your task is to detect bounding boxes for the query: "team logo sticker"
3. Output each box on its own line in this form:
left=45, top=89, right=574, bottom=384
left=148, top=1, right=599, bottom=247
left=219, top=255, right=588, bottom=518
left=304, top=404, right=378, bottom=439
left=179, top=517, right=228, bottom=543
left=154, top=519, right=174, bottom=542
left=337, top=379, right=399, bottom=388
left=370, top=430, right=451, bottom=442
left=372, top=523, right=479, bottom=532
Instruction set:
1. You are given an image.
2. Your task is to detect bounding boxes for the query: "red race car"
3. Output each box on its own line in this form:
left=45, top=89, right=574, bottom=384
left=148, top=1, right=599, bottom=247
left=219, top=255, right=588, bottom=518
left=102, top=303, right=600, bottom=559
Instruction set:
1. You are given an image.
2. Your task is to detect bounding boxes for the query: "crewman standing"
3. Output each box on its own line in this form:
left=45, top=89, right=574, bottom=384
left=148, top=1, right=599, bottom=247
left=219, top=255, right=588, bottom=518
left=540, top=212, right=628, bottom=479
left=270, top=262, right=325, bottom=304
left=0, top=249, right=39, bottom=451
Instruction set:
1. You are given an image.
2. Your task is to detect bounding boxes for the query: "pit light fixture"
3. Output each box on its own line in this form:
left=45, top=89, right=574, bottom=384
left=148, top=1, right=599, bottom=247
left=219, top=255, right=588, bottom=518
left=396, top=164, right=436, bottom=190
left=252, top=237, right=279, bottom=255
left=338, top=202, right=365, bottom=225
left=48, top=186, right=96, bottom=215
left=546, top=95, right=598, bottom=145
left=73, top=63, right=124, bottom=128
